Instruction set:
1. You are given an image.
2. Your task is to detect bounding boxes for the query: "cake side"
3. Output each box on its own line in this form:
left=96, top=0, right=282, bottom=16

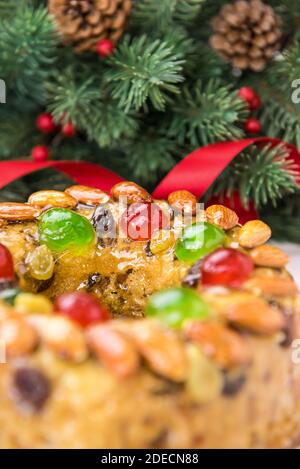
left=0, top=182, right=299, bottom=448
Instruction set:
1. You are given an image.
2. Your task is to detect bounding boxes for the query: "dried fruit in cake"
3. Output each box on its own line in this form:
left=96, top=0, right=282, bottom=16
left=175, top=222, right=225, bottom=263
left=146, top=287, right=211, bottom=328
left=120, top=202, right=168, bottom=241
left=201, top=247, right=254, bottom=287
left=38, top=208, right=95, bottom=253
left=0, top=243, right=15, bottom=281
left=54, top=291, right=110, bottom=327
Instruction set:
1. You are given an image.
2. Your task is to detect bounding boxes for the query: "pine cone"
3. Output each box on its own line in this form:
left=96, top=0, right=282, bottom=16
left=48, top=0, right=132, bottom=52
left=210, top=0, right=282, bottom=72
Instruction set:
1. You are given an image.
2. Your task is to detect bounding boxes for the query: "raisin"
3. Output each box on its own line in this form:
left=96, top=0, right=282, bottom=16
left=222, top=370, right=246, bottom=396
left=92, top=205, right=116, bottom=243
left=182, top=260, right=203, bottom=288
left=145, top=241, right=154, bottom=257
left=12, top=367, right=51, bottom=412
left=87, top=273, right=101, bottom=289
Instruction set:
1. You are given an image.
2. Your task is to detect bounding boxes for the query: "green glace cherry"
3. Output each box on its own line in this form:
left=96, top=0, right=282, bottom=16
left=146, top=287, right=211, bottom=328
left=175, top=222, right=225, bottom=264
left=39, top=208, right=95, bottom=253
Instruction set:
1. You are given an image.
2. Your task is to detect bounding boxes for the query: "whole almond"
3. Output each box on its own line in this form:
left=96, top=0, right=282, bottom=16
left=29, top=316, right=88, bottom=363
left=206, top=205, right=239, bottom=230
left=0, top=317, right=38, bottom=358
left=238, top=220, right=271, bottom=248
left=245, top=275, right=298, bottom=297
left=128, top=320, right=187, bottom=382
left=209, top=292, right=285, bottom=334
left=65, top=185, right=110, bottom=205
left=111, top=181, right=152, bottom=204
left=249, top=245, right=289, bottom=268
left=184, top=321, right=251, bottom=369
left=168, top=190, right=197, bottom=215
left=28, top=190, right=77, bottom=209
left=0, top=203, right=41, bottom=221
left=86, top=323, right=140, bottom=378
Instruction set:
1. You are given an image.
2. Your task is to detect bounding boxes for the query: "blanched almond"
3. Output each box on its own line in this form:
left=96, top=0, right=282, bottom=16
left=249, top=245, right=289, bottom=268
left=245, top=275, right=298, bottom=297
left=0, top=317, right=38, bottom=358
left=65, top=185, right=110, bottom=205
left=111, top=181, right=152, bottom=204
left=168, top=190, right=197, bottom=215
left=184, top=321, right=251, bottom=369
left=30, top=316, right=88, bottom=363
left=206, top=205, right=239, bottom=230
left=0, top=203, right=41, bottom=221
left=207, top=292, right=285, bottom=334
left=128, top=320, right=187, bottom=382
left=86, top=323, right=140, bottom=378
left=238, top=220, right=271, bottom=248
left=28, top=190, right=77, bottom=209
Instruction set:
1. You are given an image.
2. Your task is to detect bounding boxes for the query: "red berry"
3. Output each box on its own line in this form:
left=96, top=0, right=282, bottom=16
left=62, top=122, right=76, bottom=137
left=55, top=292, right=110, bottom=328
left=244, top=117, right=261, bottom=134
left=96, top=38, right=115, bottom=58
left=249, top=94, right=261, bottom=111
left=201, top=248, right=254, bottom=288
left=238, top=87, right=261, bottom=111
left=31, top=145, right=49, bottom=162
left=36, top=113, right=56, bottom=134
left=0, top=244, right=15, bottom=281
left=120, top=203, right=168, bottom=241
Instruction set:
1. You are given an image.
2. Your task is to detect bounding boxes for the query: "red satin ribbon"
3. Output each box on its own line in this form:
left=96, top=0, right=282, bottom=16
left=0, top=137, right=299, bottom=223
left=0, top=160, right=124, bottom=192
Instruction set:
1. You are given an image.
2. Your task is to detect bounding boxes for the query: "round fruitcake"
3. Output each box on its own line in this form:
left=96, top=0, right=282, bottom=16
left=0, top=182, right=299, bottom=448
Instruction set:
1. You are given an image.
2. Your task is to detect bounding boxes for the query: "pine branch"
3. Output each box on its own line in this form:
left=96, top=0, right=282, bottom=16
left=165, top=79, right=248, bottom=146
left=46, top=66, right=102, bottom=126
left=0, top=108, right=40, bottom=159
left=46, top=65, right=140, bottom=148
left=106, top=35, right=185, bottom=111
left=206, top=143, right=298, bottom=209
left=0, top=5, right=58, bottom=104
left=124, top=132, right=178, bottom=186
left=262, top=191, right=300, bottom=243
left=259, top=100, right=300, bottom=149
left=132, top=0, right=205, bottom=31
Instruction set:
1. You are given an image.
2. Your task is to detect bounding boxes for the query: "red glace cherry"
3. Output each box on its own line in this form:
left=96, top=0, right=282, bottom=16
left=54, top=292, right=110, bottom=328
left=201, top=247, right=254, bottom=288
left=0, top=244, right=15, bottom=281
left=120, top=202, right=168, bottom=241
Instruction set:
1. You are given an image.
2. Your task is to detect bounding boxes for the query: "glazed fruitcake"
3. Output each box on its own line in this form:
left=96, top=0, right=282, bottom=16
left=0, top=182, right=299, bottom=448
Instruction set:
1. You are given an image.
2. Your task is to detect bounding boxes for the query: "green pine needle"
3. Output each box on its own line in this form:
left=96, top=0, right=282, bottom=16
left=106, top=35, right=185, bottom=111
left=0, top=109, right=39, bottom=159
left=125, top=134, right=178, bottom=185
left=207, top=143, right=298, bottom=209
left=0, top=5, right=58, bottom=103
left=132, top=0, right=205, bottom=30
left=46, top=67, right=102, bottom=126
left=165, top=79, right=248, bottom=146
left=47, top=66, right=140, bottom=148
